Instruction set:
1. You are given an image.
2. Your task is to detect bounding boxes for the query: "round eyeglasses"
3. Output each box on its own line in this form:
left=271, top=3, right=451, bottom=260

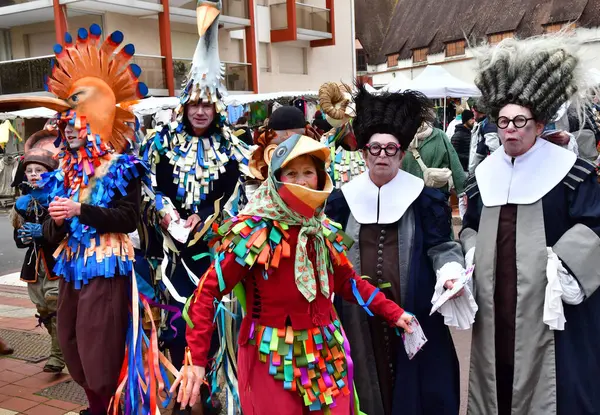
left=365, top=142, right=402, bottom=157
left=495, top=115, right=535, bottom=129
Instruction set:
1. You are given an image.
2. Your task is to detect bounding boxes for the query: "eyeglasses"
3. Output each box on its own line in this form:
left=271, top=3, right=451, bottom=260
left=365, top=142, right=402, bottom=157
left=495, top=115, right=535, bottom=129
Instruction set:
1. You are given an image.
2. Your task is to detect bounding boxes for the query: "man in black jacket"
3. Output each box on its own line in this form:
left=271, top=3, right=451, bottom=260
left=451, top=109, right=474, bottom=173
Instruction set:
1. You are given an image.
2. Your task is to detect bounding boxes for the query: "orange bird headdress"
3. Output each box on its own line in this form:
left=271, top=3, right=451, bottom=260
left=0, top=24, right=147, bottom=154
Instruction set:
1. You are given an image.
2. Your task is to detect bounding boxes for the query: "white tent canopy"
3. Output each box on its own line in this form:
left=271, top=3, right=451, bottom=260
left=223, top=91, right=318, bottom=106
left=364, top=83, right=378, bottom=93
left=129, top=91, right=319, bottom=115
left=131, top=96, right=180, bottom=116
left=381, top=73, right=411, bottom=93
left=0, top=107, right=56, bottom=121
left=405, top=65, right=481, bottom=98
left=0, top=91, right=320, bottom=120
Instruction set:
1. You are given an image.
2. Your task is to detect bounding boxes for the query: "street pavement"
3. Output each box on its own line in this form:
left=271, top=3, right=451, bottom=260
left=0, top=211, right=27, bottom=275
left=0, top=212, right=472, bottom=414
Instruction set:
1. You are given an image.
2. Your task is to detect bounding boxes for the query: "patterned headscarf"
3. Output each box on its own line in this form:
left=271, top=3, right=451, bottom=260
left=241, top=134, right=333, bottom=302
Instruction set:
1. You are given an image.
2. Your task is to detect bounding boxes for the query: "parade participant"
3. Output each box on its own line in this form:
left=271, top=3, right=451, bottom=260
left=139, top=2, right=252, bottom=412
left=326, top=85, right=476, bottom=415
left=462, top=35, right=600, bottom=415
left=318, top=82, right=366, bottom=188
left=172, top=134, right=415, bottom=414
left=11, top=129, right=64, bottom=373
left=0, top=23, right=170, bottom=415
left=249, top=105, right=319, bottom=179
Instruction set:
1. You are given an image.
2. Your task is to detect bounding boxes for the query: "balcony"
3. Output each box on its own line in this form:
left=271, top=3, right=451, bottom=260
left=0, top=56, right=52, bottom=95
left=270, top=0, right=333, bottom=45
left=173, top=58, right=252, bottom=93
left=169, top=0, right=250, bottom=29
left=61, top=0, right=162, bottom=16
left=0, top=54, right=167, bottom=96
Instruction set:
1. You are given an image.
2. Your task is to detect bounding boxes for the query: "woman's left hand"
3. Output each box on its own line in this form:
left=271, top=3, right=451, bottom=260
left=444, top=279, right=465, bottom=299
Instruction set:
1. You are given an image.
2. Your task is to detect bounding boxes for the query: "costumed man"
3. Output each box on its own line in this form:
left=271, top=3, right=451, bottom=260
left=139, top=1, right=251, bottom=411
left=0, top=24, right=158, bottom=415
left=11, top=129, right=65, bottom=373
left=326, top=85, right=477, bottom=415
left=318, top=82, right=366, bottom=188
left=173, top=134, right=415, bottom=414
left=462, top=35, right=600, bottom=415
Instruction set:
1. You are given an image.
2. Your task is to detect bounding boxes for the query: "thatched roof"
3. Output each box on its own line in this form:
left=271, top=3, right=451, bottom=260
left=354, top=0, right=399, bottom=65
left=372, top=0, right=599, bottom=60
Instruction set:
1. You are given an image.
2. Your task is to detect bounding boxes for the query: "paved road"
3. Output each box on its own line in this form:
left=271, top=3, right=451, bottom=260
left=0, top=210, right=26, bottom=274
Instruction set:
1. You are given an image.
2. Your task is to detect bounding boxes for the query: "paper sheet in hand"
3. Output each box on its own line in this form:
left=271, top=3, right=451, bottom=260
left=429, top=266, right=474, bottom=316
left=402, top=317, right=427, bottom=360
left=167, top=220, right=191, bottom=244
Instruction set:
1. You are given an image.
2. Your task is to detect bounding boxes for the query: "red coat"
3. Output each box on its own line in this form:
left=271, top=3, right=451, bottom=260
left=186, top=225, right=404, bottom=367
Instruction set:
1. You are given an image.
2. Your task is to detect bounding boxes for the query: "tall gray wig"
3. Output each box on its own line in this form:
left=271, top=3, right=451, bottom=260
left=474, top=33, right=596, bottom=124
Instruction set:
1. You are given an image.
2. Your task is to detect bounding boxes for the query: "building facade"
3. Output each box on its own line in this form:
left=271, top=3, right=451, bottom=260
left=356, top=0, right=600, bottom=89
left=0, top=0, right=355, bottom=97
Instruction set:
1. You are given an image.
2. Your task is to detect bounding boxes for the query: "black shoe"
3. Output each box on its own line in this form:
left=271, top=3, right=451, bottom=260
left=43, top=364, right=65, bottom=373
left=79, top=410, right=90, bottom=415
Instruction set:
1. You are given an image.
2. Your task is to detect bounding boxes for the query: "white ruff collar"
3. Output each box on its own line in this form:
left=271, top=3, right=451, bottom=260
left=341, top=170, right=424, bottom=224
left=475, top=138, right=576, bottom=207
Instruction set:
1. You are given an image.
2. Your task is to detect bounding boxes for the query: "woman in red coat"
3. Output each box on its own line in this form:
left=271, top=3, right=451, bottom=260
left=171, top=134, right=414, bottom=414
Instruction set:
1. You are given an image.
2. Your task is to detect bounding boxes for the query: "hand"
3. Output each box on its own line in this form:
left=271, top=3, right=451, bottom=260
left=17, top=223, right=43, bottom=242
left=545, top=131, right=570, bottom=146
left=23, top=223, right=42, bottom=239
left=169, top=365, right=205, bottom=408
left=444, top=279, right=465, bottom=299
left=395, top=312, right=414, bottom=334
left=49, top=197, right=81, bottom=221
left=17, top=228, right=32, bottom=245
left=185, top=214, right=202, bottom=230
left=159, top=210, right=180, bottom=231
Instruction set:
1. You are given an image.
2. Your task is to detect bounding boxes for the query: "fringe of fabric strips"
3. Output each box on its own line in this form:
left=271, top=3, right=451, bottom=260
left=139, top=116, right=252, bottom=214
left=109, top=269, right=180, bottom=415
left=44, top=153, right=144, bottom=289
left=182, top=214, right=361, bottom=413
left=324, top=122, right=366, bottom=189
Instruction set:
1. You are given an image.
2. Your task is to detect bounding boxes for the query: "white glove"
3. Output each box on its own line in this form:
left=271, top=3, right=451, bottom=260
left=432, top=262, right=478, bottom=330
left=544, top=247, right=584, bottom=331
left=465, top=247, right=475, bottom=270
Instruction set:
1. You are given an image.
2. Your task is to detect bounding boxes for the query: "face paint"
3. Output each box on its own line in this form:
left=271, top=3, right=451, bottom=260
left=64, top=124, right=85, bottom=150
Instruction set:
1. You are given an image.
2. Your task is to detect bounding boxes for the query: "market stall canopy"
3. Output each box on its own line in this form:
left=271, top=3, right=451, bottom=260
left=0, top=107, right=56, bottom=121
left=364, top=84, right=378, bottom=93
left=126, top=92, right=320, bottom=115
left=404, top=65, right=481, bottom=98
left=380, top=73, right=411, bottom=93
left=223, top=91, right=318, bottom=106
left=130, top=96, right=179, bottom=116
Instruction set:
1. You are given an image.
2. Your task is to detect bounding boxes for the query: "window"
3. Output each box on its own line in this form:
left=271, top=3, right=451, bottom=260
left=278, top=46, right=308, bottom=75
left=387, top=53, right=399, bottom=68
left=413, top=47, right=428, bottom=63
left=446, top=40, right=465, bottom=58
left=544, top=22, right=577, bottom=34
left=488, top=31, right=514, bottom=45
left=259, top=42, right=271, bottom=73
left=357, top=49, right=367, bottom=72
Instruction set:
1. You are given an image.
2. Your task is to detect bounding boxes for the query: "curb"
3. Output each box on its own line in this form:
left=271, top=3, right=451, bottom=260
left=0, top=272, right=26, bottom=287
